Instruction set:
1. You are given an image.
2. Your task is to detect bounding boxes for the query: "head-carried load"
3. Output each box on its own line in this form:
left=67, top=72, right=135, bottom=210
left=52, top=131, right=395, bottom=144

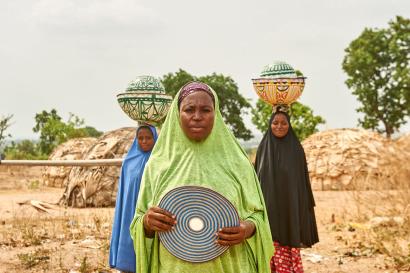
left=252, top=61, right=305, bottom=113
left=117, top=75, right=173, bottom=126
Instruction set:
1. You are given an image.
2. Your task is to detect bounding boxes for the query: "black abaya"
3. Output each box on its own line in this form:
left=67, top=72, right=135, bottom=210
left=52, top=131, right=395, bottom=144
left=255, top=111, right=319, bottom=248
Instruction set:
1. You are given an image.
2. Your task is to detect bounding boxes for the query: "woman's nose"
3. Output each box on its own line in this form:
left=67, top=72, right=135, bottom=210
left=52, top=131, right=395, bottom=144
left=193, top=111, right=202, bottom=120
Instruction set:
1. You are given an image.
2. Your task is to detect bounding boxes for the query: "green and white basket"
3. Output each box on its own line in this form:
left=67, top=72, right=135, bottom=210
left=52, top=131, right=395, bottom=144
left=117, top=75, right=173, bottom=126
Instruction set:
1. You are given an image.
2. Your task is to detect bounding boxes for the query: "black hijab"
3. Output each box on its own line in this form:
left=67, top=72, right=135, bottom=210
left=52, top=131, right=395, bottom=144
left=255, top=111, right=319, bottom=248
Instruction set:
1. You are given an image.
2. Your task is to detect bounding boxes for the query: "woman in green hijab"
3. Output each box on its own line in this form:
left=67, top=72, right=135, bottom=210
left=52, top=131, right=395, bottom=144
left=130, top=82, right=273, bottom=273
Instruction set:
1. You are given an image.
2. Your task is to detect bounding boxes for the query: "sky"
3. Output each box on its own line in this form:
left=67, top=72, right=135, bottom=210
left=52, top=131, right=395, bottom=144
left=0, top=0, right=409, bottom=140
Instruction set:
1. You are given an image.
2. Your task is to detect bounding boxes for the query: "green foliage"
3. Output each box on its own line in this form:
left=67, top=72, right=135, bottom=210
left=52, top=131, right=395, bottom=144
left=251, top=99, right=271, bottom=134
left=342, top=16, right=410, bottom=138
left=2, top=110, right=101, bottom=159
left=80, top=126, right=104, bottom=137
left=3, top=140, right=47, bottom=160
left=32, top=109, right=102, bottom=155
left=251, top=100, right=325, bottom=141
left=0, top=114, right=13, bottom=152
left=33, top=109, right=63, bottom=155
left=290, top=102, right=326, bottom=141
left=161, top=69, right=253, bottom=140
left=162, top=69, right=195, bottom=96
left=33, top=109, right=61, bottom=133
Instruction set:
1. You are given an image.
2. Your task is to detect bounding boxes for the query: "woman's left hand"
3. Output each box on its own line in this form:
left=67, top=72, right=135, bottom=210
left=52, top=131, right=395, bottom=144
left=216, top=220, right=255, bottom=246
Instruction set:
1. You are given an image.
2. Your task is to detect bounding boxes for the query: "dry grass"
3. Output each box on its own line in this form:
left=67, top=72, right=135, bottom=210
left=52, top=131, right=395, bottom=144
left=0, top=205, right=114, bottom=273
left=17, top=248, right=51, bottom=269
left=2, top=163, right=410, bottom=272
left=346, top=177, right=410, bottom=271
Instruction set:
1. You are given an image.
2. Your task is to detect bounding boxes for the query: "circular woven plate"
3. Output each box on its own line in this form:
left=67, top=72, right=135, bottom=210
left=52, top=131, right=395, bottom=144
left=158, top=186, right=239, bottom=263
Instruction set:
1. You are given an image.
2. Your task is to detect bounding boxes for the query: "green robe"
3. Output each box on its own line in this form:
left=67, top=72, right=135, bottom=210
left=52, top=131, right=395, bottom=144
left=130, top=86, right=274, bottom=273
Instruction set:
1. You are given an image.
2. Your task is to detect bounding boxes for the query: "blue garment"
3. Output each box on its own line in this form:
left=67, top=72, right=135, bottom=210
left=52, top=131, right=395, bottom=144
left=109, top=126, right=158, bottom=272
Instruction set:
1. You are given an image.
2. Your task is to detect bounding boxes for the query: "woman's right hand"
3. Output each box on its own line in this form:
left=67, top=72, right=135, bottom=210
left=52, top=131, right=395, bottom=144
left=143, top=206, right=176, bottom=238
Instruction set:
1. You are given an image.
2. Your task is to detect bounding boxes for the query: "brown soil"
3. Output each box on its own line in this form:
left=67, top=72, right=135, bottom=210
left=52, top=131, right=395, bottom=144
left=0, top=166, right=43, bottom=191
left=0, top=169, right=407, bottom=272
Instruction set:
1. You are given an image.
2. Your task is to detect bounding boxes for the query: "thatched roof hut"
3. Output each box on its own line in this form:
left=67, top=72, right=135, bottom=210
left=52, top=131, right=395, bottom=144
left=303, top=129, right=409, bottom=190
left=42, top=138, right=96, bottom=187
left=43, top=127, right=135, bottom=207
left=51, top=127, right=136, bottom=207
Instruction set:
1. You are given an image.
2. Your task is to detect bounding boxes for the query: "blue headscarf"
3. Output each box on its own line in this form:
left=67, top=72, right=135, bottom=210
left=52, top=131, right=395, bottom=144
left=109, top=125, right=158, bottom=272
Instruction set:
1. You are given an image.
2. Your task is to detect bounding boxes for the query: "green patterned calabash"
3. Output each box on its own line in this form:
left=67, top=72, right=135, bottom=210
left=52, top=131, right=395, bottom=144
left=117, top=76, right=173, bottom=125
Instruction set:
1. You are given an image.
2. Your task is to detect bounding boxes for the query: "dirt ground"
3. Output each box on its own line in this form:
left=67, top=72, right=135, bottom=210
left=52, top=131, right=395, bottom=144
left=0, top=167, right=408, bottom=272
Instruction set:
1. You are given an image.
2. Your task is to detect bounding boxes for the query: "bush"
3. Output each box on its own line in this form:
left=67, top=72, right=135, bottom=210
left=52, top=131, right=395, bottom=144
left=3, top=140, right=47, bottom=160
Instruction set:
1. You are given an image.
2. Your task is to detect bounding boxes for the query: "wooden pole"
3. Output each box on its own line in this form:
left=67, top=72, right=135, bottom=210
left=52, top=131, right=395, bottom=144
left=0, top=159, right=123, bottom=166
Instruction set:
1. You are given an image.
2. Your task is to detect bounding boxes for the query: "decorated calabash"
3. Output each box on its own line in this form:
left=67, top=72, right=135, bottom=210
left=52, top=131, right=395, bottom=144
left=252, top=61, right=305, bottom=106
left=117, top=75, right=173, bottom=125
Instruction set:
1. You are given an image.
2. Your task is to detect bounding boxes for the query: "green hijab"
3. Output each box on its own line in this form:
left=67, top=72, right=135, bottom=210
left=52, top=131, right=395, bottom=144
left=130, top=84, right=274, bottom=273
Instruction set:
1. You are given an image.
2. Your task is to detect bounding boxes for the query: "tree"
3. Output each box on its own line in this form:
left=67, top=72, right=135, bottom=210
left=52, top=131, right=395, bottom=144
left=33, top=109, right=65, bottom=154
left=80, top=126, right=104, bottom=137
left=162, top=69, right=195, bottom=96
left=290, top=102, right=326, bottom=140
left=0, top=114, right=13, bottom=152
left=162, top=69, right=253, bottom=140
left=33, top=109, right=102, bottom=155
left=342, top=16, right=410, bottom=138
left=33, top=109, right=61, bottom=133
left=4, top=140, right=46, bottom=160
left=251, top=100, right=325, bottom=141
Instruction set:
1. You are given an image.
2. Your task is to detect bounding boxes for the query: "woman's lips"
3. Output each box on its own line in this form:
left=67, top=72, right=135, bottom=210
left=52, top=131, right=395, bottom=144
left=190, top=127, right=204, bottom=132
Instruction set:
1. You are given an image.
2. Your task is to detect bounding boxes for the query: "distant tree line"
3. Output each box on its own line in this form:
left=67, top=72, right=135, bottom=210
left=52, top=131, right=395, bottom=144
left=0, top=110, right=102, bottom=159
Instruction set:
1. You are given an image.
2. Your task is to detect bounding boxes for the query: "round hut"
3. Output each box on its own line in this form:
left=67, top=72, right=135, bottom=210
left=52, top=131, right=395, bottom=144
left=302, top=128, right=399, bottom=190
left=58, top=127, right=135, bottom=207
left=42, top=138, right=96, bottom=187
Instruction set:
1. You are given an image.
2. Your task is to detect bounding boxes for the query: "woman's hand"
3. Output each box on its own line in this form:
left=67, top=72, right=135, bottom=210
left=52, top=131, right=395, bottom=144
left=143, top=206, right=176, bottom=238
left=216, top=220, right=255, bottom=246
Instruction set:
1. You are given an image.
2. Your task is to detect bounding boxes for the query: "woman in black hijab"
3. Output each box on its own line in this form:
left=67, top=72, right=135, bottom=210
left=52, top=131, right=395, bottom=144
left=255, top=109, right=319, bottom=273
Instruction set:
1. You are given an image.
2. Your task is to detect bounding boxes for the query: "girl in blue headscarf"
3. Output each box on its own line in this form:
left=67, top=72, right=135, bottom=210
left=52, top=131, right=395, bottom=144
left=110, top=125, right=158, bottom=273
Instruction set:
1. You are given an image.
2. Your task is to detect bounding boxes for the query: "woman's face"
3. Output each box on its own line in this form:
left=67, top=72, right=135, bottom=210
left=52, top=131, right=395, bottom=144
left=137, top=128, right=155, bottom=152
left=271, top=113, right=289, bottom=138
left=179, top=91, right=215, bottom=141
